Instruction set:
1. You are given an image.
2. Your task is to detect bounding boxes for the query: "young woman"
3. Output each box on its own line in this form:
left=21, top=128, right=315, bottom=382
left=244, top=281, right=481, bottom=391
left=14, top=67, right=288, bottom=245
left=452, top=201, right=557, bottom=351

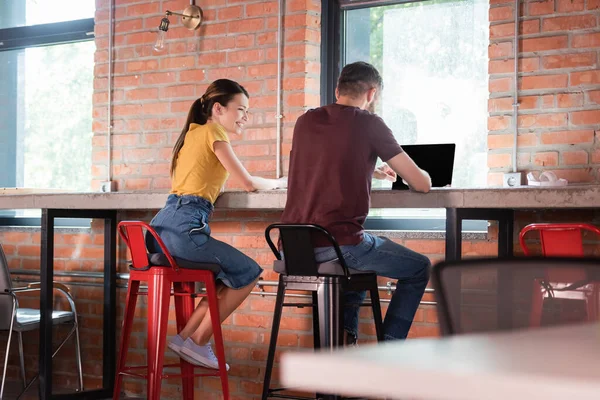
left=148, top=79, right=287, bottom=370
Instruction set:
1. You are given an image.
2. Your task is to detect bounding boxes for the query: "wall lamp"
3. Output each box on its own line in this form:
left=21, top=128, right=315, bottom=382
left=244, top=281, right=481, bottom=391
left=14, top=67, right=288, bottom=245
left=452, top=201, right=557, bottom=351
left=153, top=3, right=203, bottom=53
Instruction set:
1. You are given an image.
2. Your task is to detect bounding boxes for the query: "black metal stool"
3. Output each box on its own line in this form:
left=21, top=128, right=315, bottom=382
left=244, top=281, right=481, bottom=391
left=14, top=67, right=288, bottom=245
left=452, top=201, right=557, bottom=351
left=262, top=224, right=384, bottom=400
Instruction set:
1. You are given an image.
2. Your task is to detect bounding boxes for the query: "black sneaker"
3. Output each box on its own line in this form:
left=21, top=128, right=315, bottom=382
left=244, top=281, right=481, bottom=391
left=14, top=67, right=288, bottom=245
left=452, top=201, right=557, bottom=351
left=344, top=330, right=358, bottom=347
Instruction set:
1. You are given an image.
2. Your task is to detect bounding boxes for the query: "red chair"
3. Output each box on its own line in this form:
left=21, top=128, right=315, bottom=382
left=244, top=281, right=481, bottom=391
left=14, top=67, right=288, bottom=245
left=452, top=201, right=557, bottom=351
left=519, top=223, right=600, bottom=327
left=113, top=221, right=229, bottom=400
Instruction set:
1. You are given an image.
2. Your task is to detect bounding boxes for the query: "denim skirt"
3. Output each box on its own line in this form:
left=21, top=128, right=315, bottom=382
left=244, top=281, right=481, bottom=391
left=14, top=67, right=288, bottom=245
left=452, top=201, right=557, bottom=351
left=147, top=194, right=263, bottom=289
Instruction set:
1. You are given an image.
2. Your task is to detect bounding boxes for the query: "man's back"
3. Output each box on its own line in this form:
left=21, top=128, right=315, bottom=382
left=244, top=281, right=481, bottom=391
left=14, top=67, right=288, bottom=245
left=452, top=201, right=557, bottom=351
left=281, top=103, right=402, bottom=246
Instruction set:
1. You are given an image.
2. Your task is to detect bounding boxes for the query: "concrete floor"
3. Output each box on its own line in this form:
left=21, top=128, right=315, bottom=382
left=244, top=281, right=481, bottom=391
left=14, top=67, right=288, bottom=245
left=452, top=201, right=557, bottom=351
left=1, top=380, right=144, bottom=400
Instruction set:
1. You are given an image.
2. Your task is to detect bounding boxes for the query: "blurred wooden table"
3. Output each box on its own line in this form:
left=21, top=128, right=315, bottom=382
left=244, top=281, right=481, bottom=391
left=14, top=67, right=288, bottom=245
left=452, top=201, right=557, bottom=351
left=281, top=322, right=600, bottom=400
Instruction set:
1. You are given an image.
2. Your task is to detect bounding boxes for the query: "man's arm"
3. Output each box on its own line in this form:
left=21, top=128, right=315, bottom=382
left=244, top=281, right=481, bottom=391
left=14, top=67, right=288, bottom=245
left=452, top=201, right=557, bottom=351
left=386, top=152, right=432, bottom=193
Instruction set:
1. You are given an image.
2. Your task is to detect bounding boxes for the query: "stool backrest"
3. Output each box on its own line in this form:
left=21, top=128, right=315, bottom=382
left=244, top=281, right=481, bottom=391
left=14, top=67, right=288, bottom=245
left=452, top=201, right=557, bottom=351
left=265, top=224, right=350, bottom=277
left=0, top=244, right=14, bottom=330
left=118, top=221, right=179, bottom=272
left=519, top=223, right=600, bottom=257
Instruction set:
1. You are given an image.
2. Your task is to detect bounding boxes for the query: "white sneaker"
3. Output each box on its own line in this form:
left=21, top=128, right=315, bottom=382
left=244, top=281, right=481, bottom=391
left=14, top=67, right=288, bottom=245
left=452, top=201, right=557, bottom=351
left=168, top=335, right=203, bottom=367
left=179, top=338, right=230, bottom=371
left=168, top=334, right=185, bottom=354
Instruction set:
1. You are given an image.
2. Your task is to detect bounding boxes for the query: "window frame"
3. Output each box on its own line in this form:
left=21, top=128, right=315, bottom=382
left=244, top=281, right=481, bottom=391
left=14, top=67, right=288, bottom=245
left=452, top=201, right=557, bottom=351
left=0, top=18, right=94, bottom=52
left=321, top=0, right=488, bottom=233
left=0, top=16, right=95, bottom=227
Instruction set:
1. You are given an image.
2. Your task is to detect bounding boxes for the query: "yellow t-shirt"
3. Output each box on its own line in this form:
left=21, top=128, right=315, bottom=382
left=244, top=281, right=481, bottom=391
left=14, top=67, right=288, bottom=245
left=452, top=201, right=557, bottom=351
left=170, top=122, right=230, bottom=204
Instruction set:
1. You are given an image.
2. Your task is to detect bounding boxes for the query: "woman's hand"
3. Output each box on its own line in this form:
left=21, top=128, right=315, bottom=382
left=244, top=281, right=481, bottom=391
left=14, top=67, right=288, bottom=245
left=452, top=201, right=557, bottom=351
left=275, top=176, right=288, bottom=189
left=374, top=163, right=397, bottom=182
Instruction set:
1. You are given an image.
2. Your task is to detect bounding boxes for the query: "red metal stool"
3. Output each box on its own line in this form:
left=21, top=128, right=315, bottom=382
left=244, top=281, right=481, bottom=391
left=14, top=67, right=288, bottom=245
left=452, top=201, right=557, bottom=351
left=113, top=221, right=229, bottom=400
left=519, top=223, right=600, bottom=326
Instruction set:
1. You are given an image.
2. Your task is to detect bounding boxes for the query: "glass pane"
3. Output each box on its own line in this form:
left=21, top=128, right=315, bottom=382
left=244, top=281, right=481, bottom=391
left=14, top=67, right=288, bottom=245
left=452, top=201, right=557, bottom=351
left=438, top=259, right=600, bottom=334
left=0, top=0, right=95, bottom=29
left=0, top=41, right=94, bottom=193
left=345, top=0, right=489, bottom=220
left=346, top=0, right=489, bottom=189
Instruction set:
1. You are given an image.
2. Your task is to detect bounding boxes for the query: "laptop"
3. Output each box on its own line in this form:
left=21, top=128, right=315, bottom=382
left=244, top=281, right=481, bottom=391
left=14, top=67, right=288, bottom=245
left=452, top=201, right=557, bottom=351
left=391, top=143, right=456, bottom=190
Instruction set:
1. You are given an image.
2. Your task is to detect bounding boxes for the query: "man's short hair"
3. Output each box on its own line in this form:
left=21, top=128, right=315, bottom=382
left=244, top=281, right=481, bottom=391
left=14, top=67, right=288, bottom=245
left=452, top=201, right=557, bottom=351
left=337, top=61, right=383, bottom=98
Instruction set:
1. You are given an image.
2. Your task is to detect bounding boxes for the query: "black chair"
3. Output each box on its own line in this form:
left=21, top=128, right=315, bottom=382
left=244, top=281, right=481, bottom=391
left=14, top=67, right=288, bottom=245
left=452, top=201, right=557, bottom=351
left=431, top=257, right=600, bottom=335
left=262, top=224, right=384, bottom=400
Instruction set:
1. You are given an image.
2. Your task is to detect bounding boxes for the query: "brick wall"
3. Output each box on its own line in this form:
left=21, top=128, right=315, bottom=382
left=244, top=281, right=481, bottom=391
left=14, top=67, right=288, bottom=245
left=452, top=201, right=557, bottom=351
left=1, top=0, right=599, bottom=398
left=487, top=0, right=600, bottom=186
left=92, top=0, right=321, bottom=191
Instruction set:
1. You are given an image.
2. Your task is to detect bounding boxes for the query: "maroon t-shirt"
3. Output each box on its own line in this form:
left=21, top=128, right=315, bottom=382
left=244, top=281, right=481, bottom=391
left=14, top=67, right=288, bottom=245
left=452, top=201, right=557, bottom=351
left=281, top=103, right=403, bottom=246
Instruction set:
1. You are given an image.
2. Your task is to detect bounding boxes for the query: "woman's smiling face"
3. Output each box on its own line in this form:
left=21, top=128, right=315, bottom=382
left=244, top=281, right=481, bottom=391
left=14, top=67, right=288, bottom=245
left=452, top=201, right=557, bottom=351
left=212, top=93, right=249, bottom=135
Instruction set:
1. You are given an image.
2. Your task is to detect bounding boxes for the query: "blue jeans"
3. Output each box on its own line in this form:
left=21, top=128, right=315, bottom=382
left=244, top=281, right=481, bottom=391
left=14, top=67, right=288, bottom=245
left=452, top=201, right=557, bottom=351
left=147, top=194, right=263, bottom=289
left=314, top=233, right=430, bottom=341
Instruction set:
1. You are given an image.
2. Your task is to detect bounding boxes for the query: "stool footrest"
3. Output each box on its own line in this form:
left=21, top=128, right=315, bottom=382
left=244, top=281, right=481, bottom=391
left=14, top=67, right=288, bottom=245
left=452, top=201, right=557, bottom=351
left=267, top=388, right=317, bottom=400
left=119, top=363, right=222, bottom=380
left=282, top=302, right=316, bottom=307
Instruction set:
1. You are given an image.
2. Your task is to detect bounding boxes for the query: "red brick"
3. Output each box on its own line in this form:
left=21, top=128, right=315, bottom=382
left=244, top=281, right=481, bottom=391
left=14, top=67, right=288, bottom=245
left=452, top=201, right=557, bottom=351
left=488, top=115, right=511, bottom=131
left=488, top=97, right=513, bottom=112
left=140, top=163, right=170, bottom=176
left=125, top=31, right=155, bottom=45
left=540, top=130, right=594, bottom=144
left=489, top=77, right=512, bottom=93
left=533, top=152, right=559, bottom=166
left=570, top=70, right=600, bottom=86
left=489, top=57, right=539, bottom=74
left=490, top=6, right=513, bottom=21
left=228, top=49, right=265, bottom=64
left=520, top=74, right=568, bottom=90
left=408, top=324, right=440, bottom=338
left=520, top=36, right=569, bottom=52
left=140, top=102, right=170, bottom=115
left=160, top=56, right=195, bottom=70
left=161, top=84, right=196, bottom=99
left=557, top=0, right=585, bottom=11
left=236, top=34, right=255, bottom=48
left=246, top=1, right=278, bottom=17
left=488, top=153, right=512, bottom=168
left=489, top=42, right=512, bottom=59
left=124, top=178, right=151, bottom=190
left=518, top=113, right=567, bottom=128
left=542, top=52, right=596, bottom=69
left=562, top=150, right=588, bottom=165
left=2, top=232, right=33, bottom=244
left=528, top=0, right=554, bottom=15
left=490, top=20, right=539, bottom=38
left=232, top=235, right=268, bottom=249
left=218, top=5, right=243, bottom=20
left=588, top=90, right=600, bottom=105
left=571, top=110, right=600, bottom=125
left=126, top=3, right=159, bottom=17
left=126, top=60, right=159, bottom=73
left=488, top=133, right=537, bottom=149
left=542, top=15, right=597, bottom=32
left=114, top=18, right=143, bottom=34
left=487, top=172, right=504, bottom=186
left=556, top=93, right=584, bottom=108
left=125, top=88, right=158, bottom=101
left=228, top=18, right=265, bottom=33
left=142, top=72, right=176, bottom=85
left=573, top=32, right=600, bottom=49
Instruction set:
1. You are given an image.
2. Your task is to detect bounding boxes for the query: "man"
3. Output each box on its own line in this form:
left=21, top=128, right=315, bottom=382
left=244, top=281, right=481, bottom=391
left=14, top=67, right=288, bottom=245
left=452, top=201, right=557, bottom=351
left=281, top=61, right=432, bottom=342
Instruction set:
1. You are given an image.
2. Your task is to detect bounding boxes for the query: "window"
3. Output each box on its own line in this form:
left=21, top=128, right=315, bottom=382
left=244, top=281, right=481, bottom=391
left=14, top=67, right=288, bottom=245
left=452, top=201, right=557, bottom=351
left=0, top=0, right=95, bottom=220
left=325, top=0, right=489, bottom=230
left=0, top=0, right=95, bottom=192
